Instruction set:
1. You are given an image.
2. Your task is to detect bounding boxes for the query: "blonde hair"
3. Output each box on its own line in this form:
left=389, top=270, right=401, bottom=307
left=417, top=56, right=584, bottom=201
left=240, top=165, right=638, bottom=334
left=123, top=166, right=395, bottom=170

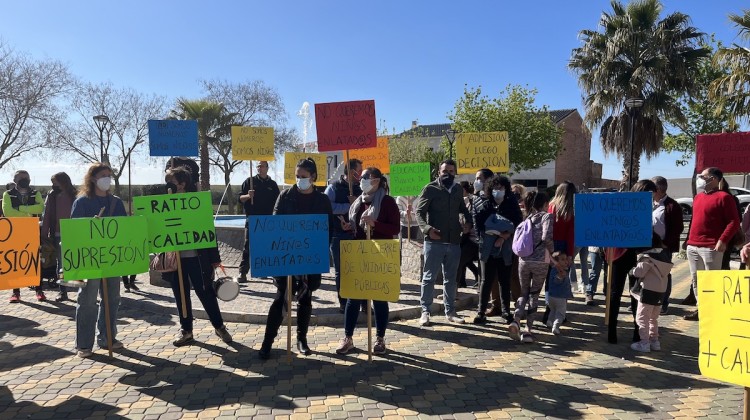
left=79, top=163, right=112, bottom=198
left=550, top=181, right=576, bottom=220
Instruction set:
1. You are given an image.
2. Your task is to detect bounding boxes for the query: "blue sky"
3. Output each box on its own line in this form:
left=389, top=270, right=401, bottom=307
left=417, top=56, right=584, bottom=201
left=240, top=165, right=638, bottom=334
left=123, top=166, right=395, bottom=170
left=1, top=0, right=747, bottom=186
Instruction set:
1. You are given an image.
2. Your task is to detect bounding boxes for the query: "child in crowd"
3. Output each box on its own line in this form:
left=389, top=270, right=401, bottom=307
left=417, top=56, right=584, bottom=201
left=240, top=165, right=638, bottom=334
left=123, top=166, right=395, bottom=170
left=629, top=235, right=673, bottom=352
left=546, top=250, right=574, bottom=335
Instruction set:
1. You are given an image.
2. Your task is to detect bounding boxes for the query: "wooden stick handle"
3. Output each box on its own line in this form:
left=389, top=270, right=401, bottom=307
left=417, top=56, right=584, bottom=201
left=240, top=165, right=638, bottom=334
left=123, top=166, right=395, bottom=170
left=287, top=275, right=293, bottom=363
left=250, top=161, right=254, bottom=205
left=367, top=299, right=373, bottom=362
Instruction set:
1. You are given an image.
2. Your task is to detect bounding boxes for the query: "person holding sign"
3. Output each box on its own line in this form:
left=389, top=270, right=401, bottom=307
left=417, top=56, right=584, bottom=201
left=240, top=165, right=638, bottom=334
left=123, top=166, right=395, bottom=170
left=70, top=163, right=127, bottom=358
left=3, top=170, right=45, bottom=303
left=335, top=167, right=400, bottom=355
left=415, top=159, right=473, bottom=326
left=40, top=172, right=77, bottom=302
left=259, top=158, right=333, bottom=360
left=649, top=176, right=683, bottom=315
left=325, top=158, right=363, bottom=313
left=237, top=160, right=280, bottom=284
left=164, top=168, right=233, bottom=347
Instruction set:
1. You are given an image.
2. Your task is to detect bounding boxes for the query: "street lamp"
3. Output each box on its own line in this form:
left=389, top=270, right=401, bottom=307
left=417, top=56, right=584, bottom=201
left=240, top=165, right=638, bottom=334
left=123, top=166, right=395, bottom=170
left=93, top=114, right=110, bottom=163
left=624, top=98, right=644, bottom=191
left=445, top=128, right=456, bottom=160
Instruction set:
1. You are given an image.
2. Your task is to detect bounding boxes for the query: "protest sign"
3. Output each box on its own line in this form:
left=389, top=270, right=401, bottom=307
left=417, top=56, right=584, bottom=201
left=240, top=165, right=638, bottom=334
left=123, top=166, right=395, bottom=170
left=696, top=132, right=750, bottom=174
left=0, top=218, right=41, bottom=290
left=456, top=131, right=509, bottom=174
left=315, top=100, right=377, bottom=152
left=574, top=192, right=653, bottom=248
left=248, top=214, right=330, bottom=277
left=698, top=270, right=750, bottom=387
left=389, top=162, right=431, bottom=197
left=133, top=192, right=216, bottom=252
left=284, top=152, right=328, bottom=187
left=348, top=136, right=390, bottom=173
left=231, top=126, right=275, bottom=161
left=59, top=217, right=149, bottom=280
left=148, top=120, right=199, bottom=156
left=340, top=239, right=401, bottom=302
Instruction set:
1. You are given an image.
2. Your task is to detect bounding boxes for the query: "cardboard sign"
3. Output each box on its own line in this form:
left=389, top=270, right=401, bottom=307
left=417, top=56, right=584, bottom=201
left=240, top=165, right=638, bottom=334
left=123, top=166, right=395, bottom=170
left=0, top=218, right=41, bottom=290
left=60, top=217, right=149, bottom=280
left=574, top=192, right=653, bottom=248
left=340, top=239, right=401, bottom=302
left=231, top=126, right=275, bottom=161
left=284, top=152, right=328, bottom=187
left=348, top=136, right=390, bottom=173
left=456, top=131, right=509, bottom=174
left=389, top=162, right=431, bottom=197
left=315, top=100, right=377, bottom=152
left=696, top=132, right=750, bottom=174
left=148, top=120, right=199, bottom=157
left=698, top=270, right=750, bottom=387
left=133, top=192, right=216, bottom=252
left=248, top=214, right=330, bottom=277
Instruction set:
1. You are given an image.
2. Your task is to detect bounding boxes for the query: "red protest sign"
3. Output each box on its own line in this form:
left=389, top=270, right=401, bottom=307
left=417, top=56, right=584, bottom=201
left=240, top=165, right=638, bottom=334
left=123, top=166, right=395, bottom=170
left=315, top=100, right=377, bottom=152
left=696, top=132, right=750, bottom=173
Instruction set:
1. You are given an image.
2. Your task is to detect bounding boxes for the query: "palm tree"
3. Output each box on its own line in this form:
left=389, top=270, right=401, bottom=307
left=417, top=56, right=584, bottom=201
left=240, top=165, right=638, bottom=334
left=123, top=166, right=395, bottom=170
left=169, top=99, right=236, bottom=191
left=569, top=0, right=709, bottom=187
left=710, top=9, right=750, bottom=125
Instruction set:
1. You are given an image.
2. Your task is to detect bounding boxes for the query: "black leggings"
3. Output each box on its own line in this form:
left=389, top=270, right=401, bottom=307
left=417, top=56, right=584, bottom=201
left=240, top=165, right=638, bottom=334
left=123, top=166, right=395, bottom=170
left=263, top=275, right=320, bottom=344
left=607, top=249, right=638, bottom=343
left=478, top=257, right=512, bottom=313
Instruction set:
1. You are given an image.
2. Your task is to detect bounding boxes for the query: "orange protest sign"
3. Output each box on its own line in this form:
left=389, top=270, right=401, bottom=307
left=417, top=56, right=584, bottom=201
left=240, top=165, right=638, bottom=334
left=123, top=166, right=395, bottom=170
left=348, top=136, right=390, bottom=173
left=0, top=217, right=41, bottom=290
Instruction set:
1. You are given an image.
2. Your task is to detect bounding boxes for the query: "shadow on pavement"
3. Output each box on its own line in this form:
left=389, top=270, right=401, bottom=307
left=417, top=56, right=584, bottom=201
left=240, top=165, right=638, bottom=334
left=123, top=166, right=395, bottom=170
left=0, top=385, right=127, bottom=419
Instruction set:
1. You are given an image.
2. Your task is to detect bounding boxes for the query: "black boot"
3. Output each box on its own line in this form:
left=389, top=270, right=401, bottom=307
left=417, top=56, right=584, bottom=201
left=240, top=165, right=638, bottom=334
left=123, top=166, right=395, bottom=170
left=296, top=337, right=311, bottom=355
left=296, top=304, right=312, bottom=355
left=259, top=339, right=272, bottom=360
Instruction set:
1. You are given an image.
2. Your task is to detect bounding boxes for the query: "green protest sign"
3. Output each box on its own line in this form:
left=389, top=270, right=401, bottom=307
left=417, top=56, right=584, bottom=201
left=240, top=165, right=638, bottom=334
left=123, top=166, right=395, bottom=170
left=389, top=162, right=431, bottom=197
left=60, top=216, right=150, bottom=280
left=133, top=191, right=216, bottom=252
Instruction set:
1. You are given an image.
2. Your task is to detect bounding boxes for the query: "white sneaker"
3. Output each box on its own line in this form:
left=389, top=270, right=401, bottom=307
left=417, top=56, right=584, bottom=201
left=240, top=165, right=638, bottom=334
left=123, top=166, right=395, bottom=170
left=630, top=341, right=651, bottom=353
left=649, top=339, right=661, bottom=351
left=446, top=314, right=465, bottom=324
left=76, top=349, right=93, bottom=358
left=419, top=312, right=431, bottom=326
left=521, top=332, right=535, bottom=343
left=552, top=323, right=561, bottom=336
left=335, top=336, right=354, bottom=354
left=508, top=321, right=521, bottom=341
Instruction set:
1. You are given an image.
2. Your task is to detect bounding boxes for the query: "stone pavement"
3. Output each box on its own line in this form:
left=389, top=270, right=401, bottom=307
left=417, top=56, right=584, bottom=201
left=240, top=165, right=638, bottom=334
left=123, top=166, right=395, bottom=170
left=0, top=258, right=745, bottom=419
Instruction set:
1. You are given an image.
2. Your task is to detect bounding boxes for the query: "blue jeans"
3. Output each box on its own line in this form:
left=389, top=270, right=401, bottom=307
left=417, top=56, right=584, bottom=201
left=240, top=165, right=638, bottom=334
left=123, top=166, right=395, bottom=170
left=573, top=247, right=589, bottom=287
left=586, top=250, right=606, bottom=296
left=421, top=241, right=460, bottom=315
left=344, top=299, right=389, bottom=337
left=330, top=231, right=354, bottom=307
left=75, top=277, right=121, bottom=350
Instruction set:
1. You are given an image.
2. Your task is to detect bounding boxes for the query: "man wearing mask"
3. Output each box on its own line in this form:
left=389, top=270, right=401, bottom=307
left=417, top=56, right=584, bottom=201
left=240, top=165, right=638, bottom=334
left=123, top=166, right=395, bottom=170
left=3, top=170, right=45, bottom=302
left=415, top=159, right=473, bottom=326
left=325, top=158, right=363, bottom=313
left=650, top=176, right=683, bottom=315
left=237, top=161, right=280, bottom=283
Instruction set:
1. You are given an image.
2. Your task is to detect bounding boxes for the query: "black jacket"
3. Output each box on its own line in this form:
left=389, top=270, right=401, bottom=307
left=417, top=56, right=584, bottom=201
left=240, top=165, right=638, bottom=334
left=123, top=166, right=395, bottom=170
left=273, top=186, right=334, bottom=240
left=239, top=175, right=280, bottom=216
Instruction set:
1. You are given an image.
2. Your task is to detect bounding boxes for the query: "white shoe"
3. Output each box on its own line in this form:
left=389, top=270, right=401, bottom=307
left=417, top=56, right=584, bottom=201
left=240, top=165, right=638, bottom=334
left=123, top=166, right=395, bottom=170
left=446, top=314, right=465, bottom=324
left=77, top=349, right=93, bottom=358
left=649, top=339, right=661, bottom=351
left=508, top=322, right=521, bottom=341
left=552, top=324, right=561, bottom=336
left=419, top=312, right=431, bottom=326
left=630, top=341, right=650, bottom=353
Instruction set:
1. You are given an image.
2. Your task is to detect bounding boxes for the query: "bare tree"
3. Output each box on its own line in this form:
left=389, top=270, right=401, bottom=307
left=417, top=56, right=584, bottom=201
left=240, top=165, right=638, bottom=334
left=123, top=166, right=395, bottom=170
left=0, top=42, right=72, bottom=170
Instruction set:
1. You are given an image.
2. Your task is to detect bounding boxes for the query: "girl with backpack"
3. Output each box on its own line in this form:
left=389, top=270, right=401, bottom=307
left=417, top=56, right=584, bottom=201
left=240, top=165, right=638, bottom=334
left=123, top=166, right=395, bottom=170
left=509, top=191, right=553, bottom=343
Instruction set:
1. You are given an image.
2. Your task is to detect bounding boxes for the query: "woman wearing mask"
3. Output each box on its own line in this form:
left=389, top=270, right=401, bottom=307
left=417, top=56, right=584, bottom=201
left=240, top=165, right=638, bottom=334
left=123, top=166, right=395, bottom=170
left=70, top=163, right=127, bottom=358
left=164, top=167, right=232, bottom=347
left=336, top=167, right=400, bottom=355
left=259, top=158, right=333, bottom=360
left=41, top=172, right=77, bottom=302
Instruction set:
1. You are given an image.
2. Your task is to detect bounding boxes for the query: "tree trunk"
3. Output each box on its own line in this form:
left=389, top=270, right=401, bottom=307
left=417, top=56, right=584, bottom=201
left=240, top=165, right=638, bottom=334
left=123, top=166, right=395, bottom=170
left=200, top=138, right=210, bottom=191
left=224, top=171, right=234, bottom=214
left=113, top=175, right=122, bottom=197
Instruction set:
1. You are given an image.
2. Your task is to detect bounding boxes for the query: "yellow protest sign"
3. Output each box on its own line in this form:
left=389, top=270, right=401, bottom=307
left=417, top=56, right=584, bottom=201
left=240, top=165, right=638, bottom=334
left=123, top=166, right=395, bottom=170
left=231, top=126, right=275, bottom=161
left=348, top=136, right=390, bottom=174
left=340, top=239, right=400, bottom=302
left=284, top=152, right=328, bottom=187
left=0, top=218, right=41, bottom=290
left=456, top=131, right=509, bottom=174
left=698, top=270, right=750, bottom=387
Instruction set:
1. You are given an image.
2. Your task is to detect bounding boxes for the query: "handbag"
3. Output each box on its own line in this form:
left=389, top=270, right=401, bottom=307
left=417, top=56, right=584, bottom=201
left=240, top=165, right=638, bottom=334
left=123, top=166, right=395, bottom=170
left=150, top=252, right=178, bottom=273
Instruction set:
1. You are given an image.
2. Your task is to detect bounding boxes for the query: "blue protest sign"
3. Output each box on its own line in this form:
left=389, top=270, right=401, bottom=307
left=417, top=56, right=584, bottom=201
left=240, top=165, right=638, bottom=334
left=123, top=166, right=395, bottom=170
left=248, top=214, right=330, bottom=277
left=574, top=192, right=653, bottom=248
left=148, top=120, right=199, bottom=157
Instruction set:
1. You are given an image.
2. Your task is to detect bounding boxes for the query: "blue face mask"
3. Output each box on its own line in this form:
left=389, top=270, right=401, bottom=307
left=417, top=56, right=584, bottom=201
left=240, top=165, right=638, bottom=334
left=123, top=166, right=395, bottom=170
left=492, top=189, right=505, bottom=203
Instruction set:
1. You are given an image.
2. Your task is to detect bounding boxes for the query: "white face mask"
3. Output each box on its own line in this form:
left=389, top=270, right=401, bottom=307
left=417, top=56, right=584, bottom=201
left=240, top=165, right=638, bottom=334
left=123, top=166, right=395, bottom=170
left=296, top=177, right=311, bottom=191
left=361, top=179, right=376, bottom=194
left=696, top=178, right=706, bottom=192
left=96, top=176, right=112, bottom=191
left=473, top=180, right=483, bottom=194
left=492, top=189, right=505, bottom=203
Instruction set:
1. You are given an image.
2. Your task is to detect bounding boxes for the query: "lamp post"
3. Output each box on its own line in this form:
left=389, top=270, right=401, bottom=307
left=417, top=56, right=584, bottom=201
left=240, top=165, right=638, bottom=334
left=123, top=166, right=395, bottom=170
left=624, top=98, right=644, bottom=191
left=93, top=114, right=110, bottom=164
left=445, top=128, right=456, bottom=160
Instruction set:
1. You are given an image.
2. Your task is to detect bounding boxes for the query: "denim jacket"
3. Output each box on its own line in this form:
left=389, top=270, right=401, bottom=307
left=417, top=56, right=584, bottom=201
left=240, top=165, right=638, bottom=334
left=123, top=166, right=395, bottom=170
left=478, top=213, right=514, bottom=265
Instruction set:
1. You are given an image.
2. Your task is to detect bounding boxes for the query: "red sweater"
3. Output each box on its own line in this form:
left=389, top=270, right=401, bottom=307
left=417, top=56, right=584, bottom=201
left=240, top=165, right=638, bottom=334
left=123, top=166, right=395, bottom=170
left=687, top=190, right=740, bottom=248
left=548, top=203, right=575, bottom=256
left=352, top=195, right=401, bottom=240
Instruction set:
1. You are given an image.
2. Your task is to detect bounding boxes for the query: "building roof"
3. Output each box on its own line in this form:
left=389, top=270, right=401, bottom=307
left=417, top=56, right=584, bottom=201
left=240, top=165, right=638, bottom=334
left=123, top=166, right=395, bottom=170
left=400, top=109, right=579, bottom=137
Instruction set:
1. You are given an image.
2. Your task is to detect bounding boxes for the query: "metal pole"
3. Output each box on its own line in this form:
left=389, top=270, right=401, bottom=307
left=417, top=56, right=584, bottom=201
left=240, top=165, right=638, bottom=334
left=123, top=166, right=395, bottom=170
left=628, top=110, right=635, bottom=191
left=99, top=126, right=104, bottom=163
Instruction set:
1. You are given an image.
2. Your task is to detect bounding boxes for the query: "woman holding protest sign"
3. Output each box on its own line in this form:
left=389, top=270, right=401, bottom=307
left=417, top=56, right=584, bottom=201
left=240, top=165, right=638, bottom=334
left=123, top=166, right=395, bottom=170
left=163, top=167, right=233, bottom=347
left=335, top=167, right=400, bottom=355
left=41, top=172, right=77, bottom=302
left=70, top=163, right=127, bottom=358
left=259, top=158, right=333, bottom=360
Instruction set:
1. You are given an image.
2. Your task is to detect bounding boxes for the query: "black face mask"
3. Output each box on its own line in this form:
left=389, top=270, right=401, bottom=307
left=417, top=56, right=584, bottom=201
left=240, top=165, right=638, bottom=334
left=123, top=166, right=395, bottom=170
left=16, top=179, right=30, bottom=189
left=439, top=174, right=455, bottom=189
left=51, top=186, right=61, bottom=194
left=165, top=182, right=177, bottom=194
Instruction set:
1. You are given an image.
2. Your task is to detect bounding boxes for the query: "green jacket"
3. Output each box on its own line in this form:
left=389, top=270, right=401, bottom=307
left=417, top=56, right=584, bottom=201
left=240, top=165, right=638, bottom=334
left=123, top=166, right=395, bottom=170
left=415, top=180, right=472, bottom=245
